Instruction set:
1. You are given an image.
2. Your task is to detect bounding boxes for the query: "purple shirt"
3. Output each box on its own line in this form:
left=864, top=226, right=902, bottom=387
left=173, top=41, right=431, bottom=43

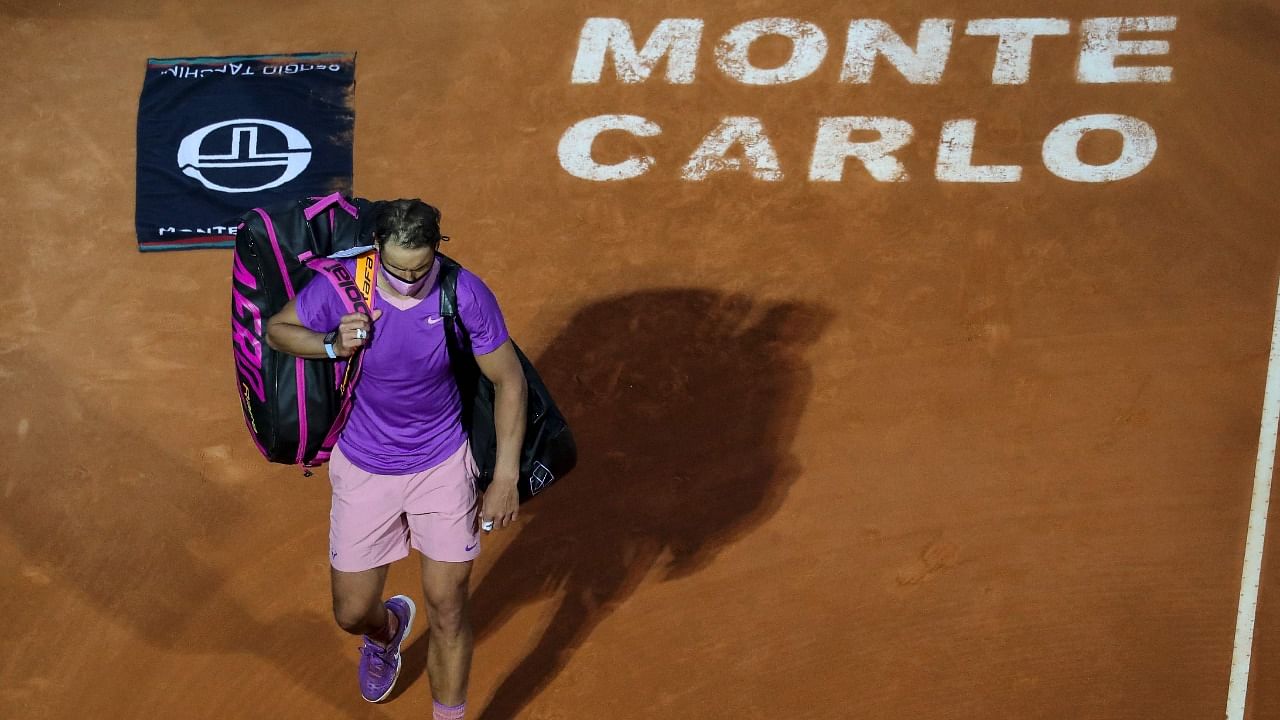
left=295, top=257, right=509, bottom=475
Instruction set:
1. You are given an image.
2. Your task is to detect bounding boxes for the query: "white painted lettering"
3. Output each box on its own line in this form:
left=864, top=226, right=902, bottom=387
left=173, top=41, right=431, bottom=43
left=965, top=18, right=1071, bottom=84
left=682, top=117, right=783, bottom=181
left=571, top=18, right=704, bottom=83
left=714, top=18, right=829, bottom=85
left=1042, top=114, right=1157, bottom=181
left=841, top=19, right=955, bottom=84
left=810, top=117, right=914, bottom=182
left=1078, top=16, right=1176, bottom=83
left=936, top=119, right=1022, bottom=182
left=558, top=115, right=662, bottom=180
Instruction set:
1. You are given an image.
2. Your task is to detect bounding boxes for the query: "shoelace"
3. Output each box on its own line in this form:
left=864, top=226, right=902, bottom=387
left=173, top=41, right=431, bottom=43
left=360, top=641, right=394, bottom=681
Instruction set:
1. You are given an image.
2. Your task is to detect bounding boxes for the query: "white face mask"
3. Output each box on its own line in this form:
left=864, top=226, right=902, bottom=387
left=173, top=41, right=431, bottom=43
left=380, top=262, right=432, bottom=296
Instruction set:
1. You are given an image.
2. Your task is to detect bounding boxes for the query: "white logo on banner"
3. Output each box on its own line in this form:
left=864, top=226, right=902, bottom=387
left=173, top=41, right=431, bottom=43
left=177, top=119, right=312, bottom=193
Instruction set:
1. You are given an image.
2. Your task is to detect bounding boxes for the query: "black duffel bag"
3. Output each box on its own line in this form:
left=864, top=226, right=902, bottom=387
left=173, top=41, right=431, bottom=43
left=437, top=254, right=577, bottom=501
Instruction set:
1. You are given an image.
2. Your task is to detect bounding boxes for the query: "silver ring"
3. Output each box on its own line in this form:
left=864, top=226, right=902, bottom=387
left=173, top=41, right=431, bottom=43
left=481, top=520, right=495, bottom=532
left=354, top=328, right=367, bottom=340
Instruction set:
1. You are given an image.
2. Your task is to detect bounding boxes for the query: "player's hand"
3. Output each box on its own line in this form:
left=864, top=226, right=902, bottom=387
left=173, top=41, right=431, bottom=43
left=480, top=470, right=519, bottom=531
left=333, top=309, right=382, bottom=357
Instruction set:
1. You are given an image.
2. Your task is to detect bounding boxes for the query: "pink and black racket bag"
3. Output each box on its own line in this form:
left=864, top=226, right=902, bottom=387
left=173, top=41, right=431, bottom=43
left=230, top=192, right=382, bottom=471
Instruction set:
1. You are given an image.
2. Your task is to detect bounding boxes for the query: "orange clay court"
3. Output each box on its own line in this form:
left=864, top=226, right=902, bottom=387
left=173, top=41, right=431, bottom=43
left=3, top=2, right=1280, bottom=719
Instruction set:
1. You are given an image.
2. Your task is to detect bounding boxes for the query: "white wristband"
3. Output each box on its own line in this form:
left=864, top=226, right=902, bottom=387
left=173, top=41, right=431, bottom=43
left=323, top=341, right=337, bottom=359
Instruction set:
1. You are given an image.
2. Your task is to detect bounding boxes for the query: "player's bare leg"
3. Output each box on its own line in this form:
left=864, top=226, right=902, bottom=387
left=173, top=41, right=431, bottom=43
left=331, top=565, right=392, bottom=638
left=332, top=564, right=417, bottom=703
left=420, top=555, right=475, bottom=715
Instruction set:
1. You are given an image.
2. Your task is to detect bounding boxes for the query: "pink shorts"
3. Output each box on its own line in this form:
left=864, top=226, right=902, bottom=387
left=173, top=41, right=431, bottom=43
left=328, top=440, right=481, bottom=572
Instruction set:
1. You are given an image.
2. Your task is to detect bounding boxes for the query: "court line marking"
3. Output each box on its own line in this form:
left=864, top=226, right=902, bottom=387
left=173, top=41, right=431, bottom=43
left=1226, top=271, right=1280, bottom=720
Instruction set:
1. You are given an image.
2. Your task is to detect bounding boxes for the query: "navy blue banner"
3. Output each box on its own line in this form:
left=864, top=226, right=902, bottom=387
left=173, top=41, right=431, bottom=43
left=136, top=52, right=356, bottom=252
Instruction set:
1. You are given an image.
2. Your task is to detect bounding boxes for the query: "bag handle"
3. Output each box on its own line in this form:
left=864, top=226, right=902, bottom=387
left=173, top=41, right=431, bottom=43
left=303, top=192, right=359, bottom=222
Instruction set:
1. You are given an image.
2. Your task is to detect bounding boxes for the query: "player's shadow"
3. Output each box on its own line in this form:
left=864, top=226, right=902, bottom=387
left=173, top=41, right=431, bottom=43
left=396, top=289, right=833, bottom=716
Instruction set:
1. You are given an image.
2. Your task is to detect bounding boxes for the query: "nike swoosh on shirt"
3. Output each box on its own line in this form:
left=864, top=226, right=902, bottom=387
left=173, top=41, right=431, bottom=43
left=465, top=541, right=479, bottom=552
left=426, top=316, right=444, bottom=325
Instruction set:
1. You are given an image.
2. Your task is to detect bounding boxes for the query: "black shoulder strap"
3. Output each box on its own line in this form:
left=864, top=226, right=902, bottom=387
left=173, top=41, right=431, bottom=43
left=436, top=253, right=470, bottom=353
left=437, top=254, right=480, bottom=428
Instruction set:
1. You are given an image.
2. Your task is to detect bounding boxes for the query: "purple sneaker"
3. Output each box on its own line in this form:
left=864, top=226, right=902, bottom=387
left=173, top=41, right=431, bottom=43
left=358, top=594, right=416, bottom=703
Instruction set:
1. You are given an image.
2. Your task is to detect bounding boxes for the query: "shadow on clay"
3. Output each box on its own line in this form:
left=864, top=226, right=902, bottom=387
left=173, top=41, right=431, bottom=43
left=393, top=288, right=833, bottom=717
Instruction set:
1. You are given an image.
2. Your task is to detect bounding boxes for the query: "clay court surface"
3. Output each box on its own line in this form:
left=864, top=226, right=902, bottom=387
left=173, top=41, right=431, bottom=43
left=4, top=1, right=1280, bottom=718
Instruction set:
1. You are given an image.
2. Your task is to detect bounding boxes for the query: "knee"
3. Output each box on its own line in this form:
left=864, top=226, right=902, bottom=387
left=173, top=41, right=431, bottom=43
left=425, top=594, right=468, bottom=636
left=332, top=600, right=376, bottom=634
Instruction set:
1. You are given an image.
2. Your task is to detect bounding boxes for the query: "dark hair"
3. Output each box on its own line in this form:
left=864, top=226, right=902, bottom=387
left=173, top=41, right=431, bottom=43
left=374, top=199, right=446, bottom=249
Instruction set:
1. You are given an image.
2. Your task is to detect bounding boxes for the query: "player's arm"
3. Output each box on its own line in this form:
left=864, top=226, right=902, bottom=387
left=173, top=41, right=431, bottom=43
left=265, top=298, right=379, bottom=359
left=475, top=339, right=527, bottom=529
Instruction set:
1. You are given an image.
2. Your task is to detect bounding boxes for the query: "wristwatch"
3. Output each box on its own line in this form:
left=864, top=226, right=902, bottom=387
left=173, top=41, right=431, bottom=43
left=323, top=330, right=338, bottom=359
